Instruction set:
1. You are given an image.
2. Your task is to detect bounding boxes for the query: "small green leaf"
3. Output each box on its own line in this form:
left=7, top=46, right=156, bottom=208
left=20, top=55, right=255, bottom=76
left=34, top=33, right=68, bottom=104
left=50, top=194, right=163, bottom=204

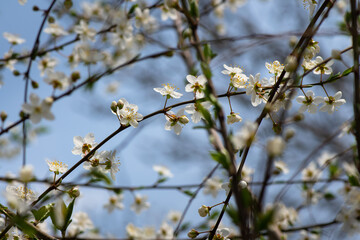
left=128, top=4, right=139, bottom=15
left=324, top=192, right=335, bottom=200
left=210, top=151, right=230, bottom=170
left=87, top=169, right=112, bottom=185
left=342, top=66, right=353, bottom=77
left=226, top=204, right=240, bottom=225
left=182, top=190, right=194, bottom=197
left=255, top=208, right=275, bottom=232
left=189, top=0, right=199, bottom=18
left=31, top=204, right=53, bottom=223
left=200, top=62, right=212, bottom=79
left=348, top=175, right=360, bottom=186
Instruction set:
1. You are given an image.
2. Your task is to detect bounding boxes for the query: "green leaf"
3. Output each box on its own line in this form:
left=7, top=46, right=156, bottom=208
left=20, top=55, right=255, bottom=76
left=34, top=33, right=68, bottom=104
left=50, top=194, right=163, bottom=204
left=255, top=208, right=275, bottom=232
left=182, top=190, right=194, bottom=197
left=348, top=175, right=360, bottom=186
left=31, top=204, right=53, bottom=223
left=128, top=4, right=139, bottom=15
left=342, top=66, right=353, bottom=77
left=196, top=101, right=213, bottom=127
left=50, top=199, right=67, bottom=230
left=210, top=151, right=230, bottom=170
left=226, top=204, right=240, bottom=225
left=323, top=192, right=335, bottom=200
left=203, top=44, right=217, bottom=61
left=189, top=0, right=199, bottom=18
left=63, top=198, right=76, bottom=231
left=87, top=169, right=112, bottom=185
left=12, top=215, right=37, bottom=238
left=200, top=62, right=212, bottom=79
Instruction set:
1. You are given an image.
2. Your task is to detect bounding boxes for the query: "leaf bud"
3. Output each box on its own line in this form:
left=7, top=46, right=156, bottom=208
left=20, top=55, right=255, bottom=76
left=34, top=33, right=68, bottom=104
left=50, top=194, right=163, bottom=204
left=187, top=229, right=199, bottom=239
left=1, top=111, right=7, bottom=122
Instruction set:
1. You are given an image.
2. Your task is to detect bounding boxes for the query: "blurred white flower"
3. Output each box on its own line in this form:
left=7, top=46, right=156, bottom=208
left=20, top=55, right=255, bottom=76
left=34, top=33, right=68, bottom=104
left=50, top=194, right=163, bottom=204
left=153, top=165, right=173, bottom=178
left=232, top=121, right=258, bottom=150
left=302, top=162, right=322, bottom=181
left=44, top=23, right=68, bottom=37
left=44, top=71, right=70, bottom=90
left=203, top=176, right=222, bottom=198
left=104, top=194, right=124, bottom=213
left=184, top=101, right=212, bottom=123
left=19, top=165, right=33, bottom=182
left=131, top=194, right=150, bottom=214
left=266, top=136, right=286, bottom=157
left=3, top=32, right=25, bottom=45
left=74, top=20, right=97, bottom=42
left=22, top=94, right=55, bottom=124
left=227, top=112, right=242, bottom=124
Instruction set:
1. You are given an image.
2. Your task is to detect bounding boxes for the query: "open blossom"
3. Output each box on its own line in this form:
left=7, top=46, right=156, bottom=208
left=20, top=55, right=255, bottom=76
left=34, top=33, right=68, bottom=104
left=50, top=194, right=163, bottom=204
left=153, top=165, right=173, bottom=178
left=6, top=184, right=36, bottom=212
left=104, top=194, right=124, bottom=213
left=213, top=228, right=231, bottom=240
left=46, top=159, right=68, bottom=175
left=71, top=133, right=97, bottom=156
left=203, top=177, right=222, bottom=198
left=44, top=23, right=68, bottom=37
left=154, top=83, right=182, bottom=99
left=273, top=160, right=289, bottom=175
left=22, top=93, right=55, bottom=124
left=117, top=99, right=143, bottom=128
left=164, top=109, right=189, bottom=135
left=266, top=136, right=286, bottom=157
left=184, top=101, right=212, bottom=123
left=227, top=112, right=242, bottom=124
left=232, top=121, right=258, bottom=150
left=135, top=7, right=158, bottom=31
left=38, top=55, right=57, bottom=76
left=83, top=150, right=108, bottom=171
left=74, top=20, right=97, bottom=42
left=302, top=162, right=322, bottom=181
left=303, top=0, right=317, bottom=17
left=44, top=71, right=70, bottom=90
left=131, top=194, right=150, bottom=214
left=222, top=64, right=248, bottom=88
left=161, top=1, right=177, bottom=21
left=157, top=222, right=174, bottom=239
left=319, top=91, right=346, bottom=114
left=317, top=151, right=337, bottom=166
left=246, top=73, right=270, bottom=107
left=296, top=90, right=323, bottom=114
left=313, top=56, right=333, bottom=75
left=266, top=60, right=284, bottom=76
left=100, top=150, right=121, bottom=180
left=267, top=203, right=298, bottom=230
left=185, top=75, right=207, bottom=98
left=304, top=39, right=320, bottom=60
left=167, top=210, right=181, bottom=224
left=3, top=32, right=25, bottom=45
left=70, top=212, right=94, bottom=232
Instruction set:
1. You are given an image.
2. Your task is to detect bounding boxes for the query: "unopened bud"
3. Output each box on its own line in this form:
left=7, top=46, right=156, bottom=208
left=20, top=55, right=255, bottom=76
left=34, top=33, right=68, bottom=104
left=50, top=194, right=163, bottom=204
left=1, top=111, right=7, bottom=122
left=44, top=97, right=54, bottom=106
left=48, top=16, right=55, bottom=23
left=239, top=180, right=248, bottom=189
left=68, top=186, right=80, bottom=198
left=266, top=136, right=286, bottom=157
left=111, top=101, right=117, bottom=113
left=289, top=36, right=298, bottom=48
left=117, top=99, right=124, bottom=109
left=13, top=70, right=20, bottom=76
left=19, top=165, right=34, bottom=182
left=32, top=5, right=39, bottom=11
left=331, top=49, right=342, bottom=60
left=71, top=71, right=80, bottom=82
left=285, top=55, right=298, bottom=72
left=64, top=0, right=73, bottom=9
left=31, top=80, right=39, bottom=89
left=284, top=128, right=295, bottom=140
left=179, top=115, right=189, bottom=124
left=187, top=229, right=199, bottom=239
left=293, top=113, right=304, bottom=122
left=198, top=205, right=210, bottom=217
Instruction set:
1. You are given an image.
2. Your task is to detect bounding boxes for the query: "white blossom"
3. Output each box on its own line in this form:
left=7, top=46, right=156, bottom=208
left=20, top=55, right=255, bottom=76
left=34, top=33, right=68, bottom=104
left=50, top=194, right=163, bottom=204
left=184, top=101, right=212, bottom=123
left=296, top=90, right=323, bottom=114
left=22, top=94, right=55, bottom=124
left=74, top=20, right=97, bottom=42
left=131, top=194, right=150, bottom=214
left=71, top=133, right=97, bottom=156
left=232, top=121, right=258, bottom=150
left=185, top=75, right=207, bottom=98
left=227, top=112, right=242, bottom=124
left=104, top=194, right=124, bottom=213
left=153, top=165, right=173, bottom=178
left=203, top=177, right=222, bottom=198
left=319, top=91, right=346, bottom=114
left=117, top=99, right=143, bottom=128
left=3, top=32, right=25, bottom=45
left=154, top=83, right=182, bottom=99
left=44, top=23, right=68, bottom=36
left=164, top=109, right=189, bottom=135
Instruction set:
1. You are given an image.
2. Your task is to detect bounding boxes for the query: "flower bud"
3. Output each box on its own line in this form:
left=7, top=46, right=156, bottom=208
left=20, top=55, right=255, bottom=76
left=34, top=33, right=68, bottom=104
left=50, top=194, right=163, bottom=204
left=13, top=70, right=20, bottom=76
left=187, top=229, right=199, bottom=239
left=117, top=99, right=124, bottom=109
left=111, top=101, right=117, bottom=114
left=31, top=80, right=39, bottom=89
left=68, top=186, right=80, bottom=198
left=284, top=128, right=295, bottom=140
left=44, top=97, right=54, bottom=106
left=19, top=165, right=34, bottom=182
left=266, top=136, right=286, bottom=157
left=331, top=49, right=342, bottom=60
left=1, top=111, right=7, bottom=122
left=239, top=180, right=248, bottom=189
left=179, top=115, right=189, bottom=124
left=71, top=71, right=80, bottom=82
left=198, top=205, right=210, bottom=217
left=289, top=35, right=297, bottom=48
left=293, top=113, right=304, bottom=122
left=285, top=55, right=298, bottom=72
